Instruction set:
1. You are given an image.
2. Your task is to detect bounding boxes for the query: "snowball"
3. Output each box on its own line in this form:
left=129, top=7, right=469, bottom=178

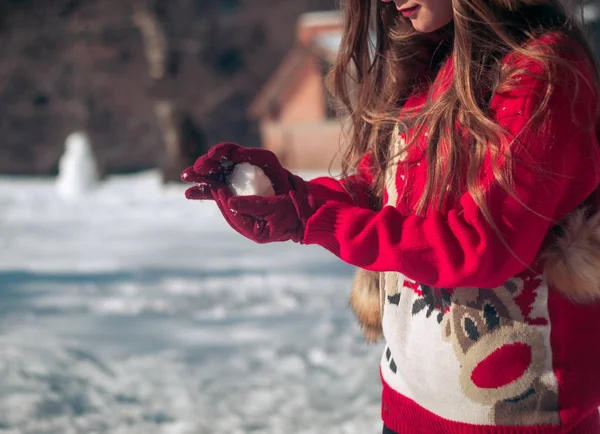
left=227, top=163, right=275, bottom=197
left=56, top=131, right=100, bottom=201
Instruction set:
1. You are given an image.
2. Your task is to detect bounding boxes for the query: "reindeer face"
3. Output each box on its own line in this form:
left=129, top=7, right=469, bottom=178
left=441, top=286, right=546, bottom=405
left=446, top=290, right=518, bottom=354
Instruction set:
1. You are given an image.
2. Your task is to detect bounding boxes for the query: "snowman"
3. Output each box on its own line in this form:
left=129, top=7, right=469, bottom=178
left=56, top=131, right=100, bottom=201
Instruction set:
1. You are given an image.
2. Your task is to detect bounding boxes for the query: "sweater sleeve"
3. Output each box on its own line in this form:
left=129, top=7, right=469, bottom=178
left=305, top=153, right=376, bottom=209
left=302, top=52, right=600, bottom=289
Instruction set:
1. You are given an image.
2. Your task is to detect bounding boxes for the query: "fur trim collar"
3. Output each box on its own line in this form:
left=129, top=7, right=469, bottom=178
left=350, top=208, right=600, bottom=342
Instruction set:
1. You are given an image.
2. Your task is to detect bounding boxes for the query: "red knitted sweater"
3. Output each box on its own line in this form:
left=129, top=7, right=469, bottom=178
left=303, top=33, right=600, bottom=433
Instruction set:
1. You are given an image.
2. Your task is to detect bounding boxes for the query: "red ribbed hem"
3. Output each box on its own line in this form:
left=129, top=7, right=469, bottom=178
left=302, top=202, right=344, bottom=252
left=381, top=373, right=600, bottom=434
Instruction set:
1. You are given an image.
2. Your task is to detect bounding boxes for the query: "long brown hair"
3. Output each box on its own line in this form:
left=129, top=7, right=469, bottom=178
left=331, top=0, right=599, bottom=229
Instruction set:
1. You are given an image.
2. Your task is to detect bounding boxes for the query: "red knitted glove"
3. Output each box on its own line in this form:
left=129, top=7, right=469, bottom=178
left=181, top=142, right=293, bottom=197
left=183, top=173, right=317, bottom=244
left=181, top=142, right=318, bottom=244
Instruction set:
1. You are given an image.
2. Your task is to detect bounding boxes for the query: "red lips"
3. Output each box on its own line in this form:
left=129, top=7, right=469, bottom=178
left=400, top=5, right=420, bottom=18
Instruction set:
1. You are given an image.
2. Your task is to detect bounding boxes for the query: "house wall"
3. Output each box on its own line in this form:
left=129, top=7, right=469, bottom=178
left=259, top=120, right=346, bottom=171
left=258, top=54, right=346, bottom=171
left=253, top=10, right=346, bottom=171
left=278, top=58, right=326, bottom=124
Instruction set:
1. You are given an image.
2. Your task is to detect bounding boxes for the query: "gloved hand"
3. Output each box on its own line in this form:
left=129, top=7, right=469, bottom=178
left=181, top=143, right=318, bottom=244
left=181, top=142, right=294, bottom=198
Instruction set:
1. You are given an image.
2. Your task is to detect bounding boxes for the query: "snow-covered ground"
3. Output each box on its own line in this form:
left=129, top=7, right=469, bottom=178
left=0, top=171, right=383, bottom=434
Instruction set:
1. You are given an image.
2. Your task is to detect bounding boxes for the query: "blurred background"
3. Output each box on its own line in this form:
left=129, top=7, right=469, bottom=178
left=1, top=1, right=600, bottom=433
left=0, top=0, right=349, bottom=181
left=0, top=1, right=382, bottom=433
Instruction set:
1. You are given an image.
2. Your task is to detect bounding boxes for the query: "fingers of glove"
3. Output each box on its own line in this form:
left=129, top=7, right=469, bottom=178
left=191, top=142, right=241, bottom=178
left=191, top=158, right=229, bottom=181
left=228, top=195, right=292, bottom=219
left=184, top=179, right=223, bottom=200
left=181, top=166, right=221, bottom=184
left=216, top=196, right=263, bottom=239
left=205, top=142, right=241, bottom=163
left=214, top=187, right=254, bottom=228
left=233, top=146, right=279, bottom=170
left=212, top=191, right=243, bottom=226
left=218, top=192, right=276, bottom=242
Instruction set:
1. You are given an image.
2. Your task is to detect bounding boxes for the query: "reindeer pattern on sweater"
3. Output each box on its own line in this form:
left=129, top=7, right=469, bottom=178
left=379, top=126, right=560, bottom=426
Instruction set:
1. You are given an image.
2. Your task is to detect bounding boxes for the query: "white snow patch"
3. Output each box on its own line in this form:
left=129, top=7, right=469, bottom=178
left=228, top=162, right=275, bottom=197
left=0, top=170, right=382, bottom=433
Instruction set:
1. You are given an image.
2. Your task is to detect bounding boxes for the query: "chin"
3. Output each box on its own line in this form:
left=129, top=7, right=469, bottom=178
left=412, top=21, right=440, bottom=33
